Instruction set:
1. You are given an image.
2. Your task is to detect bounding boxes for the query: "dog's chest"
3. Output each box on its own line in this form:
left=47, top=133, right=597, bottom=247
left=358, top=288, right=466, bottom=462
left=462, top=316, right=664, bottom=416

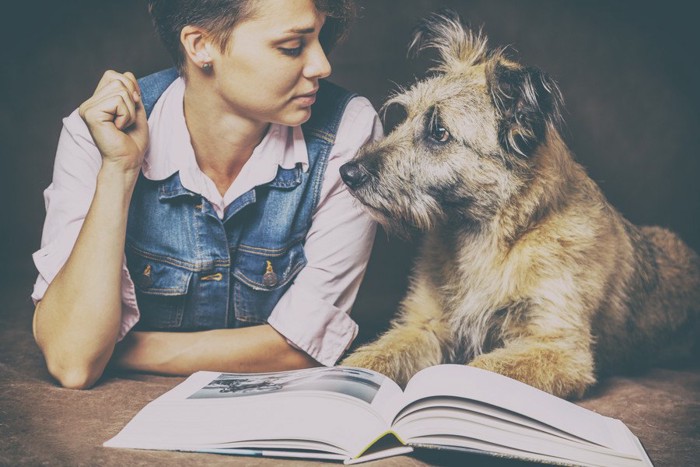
left=423, top=230, right=517, bottom=319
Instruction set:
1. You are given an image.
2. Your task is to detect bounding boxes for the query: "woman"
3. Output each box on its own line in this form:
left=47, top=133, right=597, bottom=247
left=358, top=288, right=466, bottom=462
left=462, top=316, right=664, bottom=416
left=31, top=0, right=381, bottom=389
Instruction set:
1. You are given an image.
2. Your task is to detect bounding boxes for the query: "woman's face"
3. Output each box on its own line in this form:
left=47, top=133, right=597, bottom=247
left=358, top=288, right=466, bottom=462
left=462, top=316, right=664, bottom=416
left=209, top=0, right=332, bottom=127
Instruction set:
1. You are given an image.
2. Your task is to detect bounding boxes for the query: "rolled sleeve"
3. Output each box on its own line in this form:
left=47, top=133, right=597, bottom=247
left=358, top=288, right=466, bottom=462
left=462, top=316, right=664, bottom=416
left=267, top=292, right=358, bottom=367
left=31, top=219, right=81, bottom=304
left=267, top=96, right=383, bottom=365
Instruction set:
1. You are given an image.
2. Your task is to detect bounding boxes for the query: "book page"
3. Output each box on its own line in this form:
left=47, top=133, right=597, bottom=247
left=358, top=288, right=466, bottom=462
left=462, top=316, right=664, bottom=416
left=105, top=367, right=403, bottom=459
left=399, top=365, right=639, bottom=456
left=395, top=410, right=644, bottom=466
left=395, top=397, right=608, bottom=448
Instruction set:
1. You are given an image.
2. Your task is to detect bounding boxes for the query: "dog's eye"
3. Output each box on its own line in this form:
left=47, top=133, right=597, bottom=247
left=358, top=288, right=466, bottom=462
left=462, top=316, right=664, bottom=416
left=430, top=120, right=451, bottom=143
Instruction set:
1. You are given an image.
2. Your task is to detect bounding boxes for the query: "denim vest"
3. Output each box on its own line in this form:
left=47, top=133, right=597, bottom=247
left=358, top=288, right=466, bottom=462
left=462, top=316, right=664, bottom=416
left=126, top=68, right=356, bottom=331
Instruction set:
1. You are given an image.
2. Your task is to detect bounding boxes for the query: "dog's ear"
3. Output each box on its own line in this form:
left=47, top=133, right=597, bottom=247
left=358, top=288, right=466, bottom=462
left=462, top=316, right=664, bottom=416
left=409, top=9, right=489, bottom=72
left=488, top=62, right=565, bottom=158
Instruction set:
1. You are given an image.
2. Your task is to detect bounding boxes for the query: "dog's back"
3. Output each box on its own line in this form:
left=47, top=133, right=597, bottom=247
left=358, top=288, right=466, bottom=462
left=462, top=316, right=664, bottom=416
left=592, top=222, right=700, bottom=374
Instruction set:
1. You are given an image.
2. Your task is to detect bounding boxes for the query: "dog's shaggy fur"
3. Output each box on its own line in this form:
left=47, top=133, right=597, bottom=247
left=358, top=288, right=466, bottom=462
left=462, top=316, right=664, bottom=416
left=340, top=11, right=700, bottom=400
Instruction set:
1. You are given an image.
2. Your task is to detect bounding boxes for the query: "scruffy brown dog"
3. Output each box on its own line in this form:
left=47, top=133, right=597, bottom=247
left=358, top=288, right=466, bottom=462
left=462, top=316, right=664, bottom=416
left=339, top=11, right=700, bottom=400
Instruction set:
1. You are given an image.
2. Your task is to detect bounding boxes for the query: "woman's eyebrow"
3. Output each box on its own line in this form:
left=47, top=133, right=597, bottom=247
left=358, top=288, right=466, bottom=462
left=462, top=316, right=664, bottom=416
left=284, top=26, right=316, bottom=35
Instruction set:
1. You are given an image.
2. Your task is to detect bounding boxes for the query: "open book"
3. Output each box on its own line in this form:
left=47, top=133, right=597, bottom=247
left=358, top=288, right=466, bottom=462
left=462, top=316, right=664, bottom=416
left=104, top=365, right=653, bottom=466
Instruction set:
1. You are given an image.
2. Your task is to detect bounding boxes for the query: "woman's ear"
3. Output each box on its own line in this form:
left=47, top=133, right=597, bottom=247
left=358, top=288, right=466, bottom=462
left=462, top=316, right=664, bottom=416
left=181, top=25, right=213, bottom=71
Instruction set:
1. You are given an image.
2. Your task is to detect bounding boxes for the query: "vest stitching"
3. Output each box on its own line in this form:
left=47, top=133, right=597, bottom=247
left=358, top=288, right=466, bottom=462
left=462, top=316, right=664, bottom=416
left=236, top=238, right=305, bottom=256
left=128, top=243, right=229, bottom=271
left=139, top=287, right=189, bottom=296
left=192, top=197, right=204, bottom=272
left=304, top=129, right=336, bottom=144
left=310, top=143, right=332, bottom=214
left=307, top=91, right=357, bottom=214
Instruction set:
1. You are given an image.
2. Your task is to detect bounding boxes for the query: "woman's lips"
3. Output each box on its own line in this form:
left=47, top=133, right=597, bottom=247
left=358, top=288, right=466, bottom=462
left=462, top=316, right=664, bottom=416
left=293, top=90, right=318, bottom=106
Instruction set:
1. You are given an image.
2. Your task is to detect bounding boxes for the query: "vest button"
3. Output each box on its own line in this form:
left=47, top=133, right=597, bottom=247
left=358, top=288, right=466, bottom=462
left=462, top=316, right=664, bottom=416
left=138, top=264, right=153, bottom=288
left=263, top=260, right=278, bottom=287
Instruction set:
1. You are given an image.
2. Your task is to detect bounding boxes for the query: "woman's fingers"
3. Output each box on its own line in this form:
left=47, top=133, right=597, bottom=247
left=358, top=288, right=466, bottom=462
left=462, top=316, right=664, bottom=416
left=81, top=70, right=143, bottom=130
left=78, top=70, right=149, bottom=165
left=81, top=95, right=131, bottom=144
left=81, top=87, right=136, bottom=130
left=85, top=71, right=141, bottom=125
left=122, top=72, right=141, bottom=102
left=112, top=94, right=135, bottom=130
left=96, top=70, right=140, bottom=101
left=127, top=93, right=149, bottom=149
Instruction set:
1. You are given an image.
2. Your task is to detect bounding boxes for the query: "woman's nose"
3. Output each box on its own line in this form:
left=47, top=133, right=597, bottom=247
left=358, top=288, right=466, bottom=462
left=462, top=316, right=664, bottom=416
left=304, top=42, right=332, bottom=79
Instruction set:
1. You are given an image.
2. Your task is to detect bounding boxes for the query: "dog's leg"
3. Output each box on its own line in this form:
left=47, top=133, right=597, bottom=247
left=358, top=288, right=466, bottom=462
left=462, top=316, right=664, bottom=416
left=468, top=333, right=596, bottom=400
left=342, top=277, right=451, bottom=386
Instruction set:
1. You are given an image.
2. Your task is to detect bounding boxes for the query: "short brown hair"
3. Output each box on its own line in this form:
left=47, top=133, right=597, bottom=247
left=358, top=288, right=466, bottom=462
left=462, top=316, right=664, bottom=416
left=147, top=0, right=358, bottom=74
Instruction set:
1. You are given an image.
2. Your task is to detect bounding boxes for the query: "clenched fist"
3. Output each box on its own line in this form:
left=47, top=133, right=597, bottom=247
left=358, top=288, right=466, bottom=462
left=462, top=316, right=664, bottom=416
left=79, top=70, right=149, bottom=173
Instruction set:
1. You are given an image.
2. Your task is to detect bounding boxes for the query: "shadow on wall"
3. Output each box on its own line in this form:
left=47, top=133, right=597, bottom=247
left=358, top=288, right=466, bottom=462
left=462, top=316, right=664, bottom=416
left=2, top=1, right=698, bottom=340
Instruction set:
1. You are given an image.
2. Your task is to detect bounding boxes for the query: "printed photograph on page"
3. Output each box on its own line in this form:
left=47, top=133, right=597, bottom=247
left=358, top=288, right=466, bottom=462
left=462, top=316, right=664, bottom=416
left=189, top=367, right=385, bottom=403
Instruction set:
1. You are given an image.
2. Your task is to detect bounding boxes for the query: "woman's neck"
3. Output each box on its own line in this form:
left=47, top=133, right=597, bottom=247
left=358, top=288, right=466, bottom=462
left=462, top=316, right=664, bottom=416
left=183, top=80, right=270, bottom=196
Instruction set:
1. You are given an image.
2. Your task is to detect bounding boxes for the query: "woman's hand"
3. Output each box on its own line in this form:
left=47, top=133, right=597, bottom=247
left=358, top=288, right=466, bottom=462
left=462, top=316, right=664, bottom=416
left=79, top=70, right=148, bottom=172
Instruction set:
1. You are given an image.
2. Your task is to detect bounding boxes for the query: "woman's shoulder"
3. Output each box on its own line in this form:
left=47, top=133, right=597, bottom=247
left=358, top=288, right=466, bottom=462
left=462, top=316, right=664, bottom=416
left=137, top=68, right=180, bottom=118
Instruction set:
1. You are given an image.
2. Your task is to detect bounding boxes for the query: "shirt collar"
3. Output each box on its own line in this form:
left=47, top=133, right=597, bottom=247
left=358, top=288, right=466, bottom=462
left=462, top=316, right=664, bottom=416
left=141, top=77, right=309, bottom=185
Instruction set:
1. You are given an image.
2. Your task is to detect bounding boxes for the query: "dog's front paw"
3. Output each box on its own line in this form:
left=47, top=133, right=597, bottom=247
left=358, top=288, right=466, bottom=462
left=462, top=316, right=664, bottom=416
left=341, top=347, right=408, bottom=386
left=468, top=350, right=594, bottom=400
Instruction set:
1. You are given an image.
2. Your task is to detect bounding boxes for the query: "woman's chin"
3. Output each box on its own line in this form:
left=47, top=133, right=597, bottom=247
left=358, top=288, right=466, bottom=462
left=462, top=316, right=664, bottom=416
left=276, top=107, right=313, bottom=127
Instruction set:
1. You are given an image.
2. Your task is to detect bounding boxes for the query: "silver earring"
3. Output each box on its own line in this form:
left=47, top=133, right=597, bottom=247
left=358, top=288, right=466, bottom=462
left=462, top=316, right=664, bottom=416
left=202, top=62, right=212, bottom=71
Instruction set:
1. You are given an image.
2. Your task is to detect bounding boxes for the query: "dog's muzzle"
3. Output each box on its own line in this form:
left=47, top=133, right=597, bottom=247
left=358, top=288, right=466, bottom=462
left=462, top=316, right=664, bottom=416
left=340, top=162, right=369, bottom=189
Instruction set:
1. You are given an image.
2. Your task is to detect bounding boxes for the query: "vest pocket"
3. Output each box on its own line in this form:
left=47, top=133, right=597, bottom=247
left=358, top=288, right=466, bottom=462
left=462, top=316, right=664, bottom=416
left=126, top=249, right=193, bottom=330
left=232, top=242, right=307, bottom=323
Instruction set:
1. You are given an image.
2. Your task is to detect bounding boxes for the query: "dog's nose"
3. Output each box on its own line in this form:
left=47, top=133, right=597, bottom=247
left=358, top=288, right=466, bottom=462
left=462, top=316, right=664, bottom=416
left=340, top=162, right=369, bottom=189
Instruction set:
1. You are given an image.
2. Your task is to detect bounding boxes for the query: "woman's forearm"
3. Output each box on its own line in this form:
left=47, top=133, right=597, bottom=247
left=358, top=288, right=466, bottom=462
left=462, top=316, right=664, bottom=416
left=33, top=163, right=139, bottom=389
left=113, top=325, right=319, bottom=376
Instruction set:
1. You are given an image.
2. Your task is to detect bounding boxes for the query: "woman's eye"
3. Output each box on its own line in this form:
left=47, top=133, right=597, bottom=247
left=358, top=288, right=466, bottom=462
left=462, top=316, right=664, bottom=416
left=280, top=46, right=303, bottom=57
left=430, top=121, right=451, bottom=143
